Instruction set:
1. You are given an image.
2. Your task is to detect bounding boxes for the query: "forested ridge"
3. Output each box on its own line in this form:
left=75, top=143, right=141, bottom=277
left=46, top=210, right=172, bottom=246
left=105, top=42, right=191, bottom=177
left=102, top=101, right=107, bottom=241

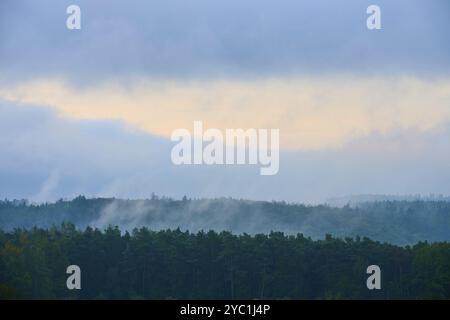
left=1, top=196, right=450, bottom=245
left=0, top=225, right=449, bottom=299
left=1, top=196, right=449, bottom=300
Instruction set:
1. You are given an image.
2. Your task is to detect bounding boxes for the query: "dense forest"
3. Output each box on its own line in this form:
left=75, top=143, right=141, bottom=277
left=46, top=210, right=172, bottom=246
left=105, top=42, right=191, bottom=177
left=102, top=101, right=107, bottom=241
left=0, top=225, right=449, bottom=299
left=1, top=196, right=450, bottom=245
left=1, top=196, right=449, bottom=299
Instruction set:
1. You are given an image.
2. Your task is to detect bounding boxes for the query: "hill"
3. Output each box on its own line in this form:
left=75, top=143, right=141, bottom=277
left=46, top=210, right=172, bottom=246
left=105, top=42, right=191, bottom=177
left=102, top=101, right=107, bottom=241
left=1, top=196, right=450, bottom=245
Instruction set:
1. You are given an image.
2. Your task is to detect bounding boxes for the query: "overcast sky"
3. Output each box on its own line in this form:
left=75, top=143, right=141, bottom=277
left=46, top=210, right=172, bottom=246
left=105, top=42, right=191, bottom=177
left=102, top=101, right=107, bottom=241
left=0, top=0, right=449, bottom=203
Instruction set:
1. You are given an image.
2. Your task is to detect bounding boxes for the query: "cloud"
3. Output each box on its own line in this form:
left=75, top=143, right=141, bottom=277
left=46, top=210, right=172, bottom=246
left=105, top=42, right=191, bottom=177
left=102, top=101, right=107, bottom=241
left=2, top=100, right=450, bottom=203
left=1, top=76, right=450, bottom=150
left=2, top=1, right=450, bottom=203
left=1, top=0, right=449, bottom=84
left=0, top=100, right=171, bottom=200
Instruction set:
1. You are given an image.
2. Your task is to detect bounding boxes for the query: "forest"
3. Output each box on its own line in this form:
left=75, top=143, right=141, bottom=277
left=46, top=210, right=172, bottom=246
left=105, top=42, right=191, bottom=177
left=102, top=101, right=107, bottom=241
left=0, top=225, right=449, bottom=299
left=1, top=196, right=450, bottom=245
left=1, top=196, right=449, bottom=299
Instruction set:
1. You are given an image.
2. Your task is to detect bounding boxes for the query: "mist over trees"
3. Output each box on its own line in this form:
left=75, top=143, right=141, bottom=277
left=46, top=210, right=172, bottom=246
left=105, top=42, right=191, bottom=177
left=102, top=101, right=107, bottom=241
left=1, top=196, right=450, bottom=245
left=1, top=196, right=449, bottom=299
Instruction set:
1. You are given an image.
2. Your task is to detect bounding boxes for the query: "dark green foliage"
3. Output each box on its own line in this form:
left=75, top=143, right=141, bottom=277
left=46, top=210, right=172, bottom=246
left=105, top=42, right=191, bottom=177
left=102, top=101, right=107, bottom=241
left=1, top=197, right=450, bottom=245
left=0, top=225, right=449, bottom=300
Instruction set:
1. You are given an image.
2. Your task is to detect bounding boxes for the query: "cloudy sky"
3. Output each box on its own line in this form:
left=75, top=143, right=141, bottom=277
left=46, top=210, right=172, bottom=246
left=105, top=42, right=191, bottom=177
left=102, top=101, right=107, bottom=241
left=0, top=0, right=449, bottom=203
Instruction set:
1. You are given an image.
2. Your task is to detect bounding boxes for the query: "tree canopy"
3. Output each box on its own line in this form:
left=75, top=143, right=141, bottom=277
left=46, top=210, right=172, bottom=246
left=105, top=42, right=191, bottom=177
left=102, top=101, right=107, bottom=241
left=0, top=225, right=449, bottom=299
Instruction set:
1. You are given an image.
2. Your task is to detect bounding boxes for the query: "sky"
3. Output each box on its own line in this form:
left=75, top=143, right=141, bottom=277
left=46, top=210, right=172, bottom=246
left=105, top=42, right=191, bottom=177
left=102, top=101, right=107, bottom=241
left=0, top=0, right=449, bottom=203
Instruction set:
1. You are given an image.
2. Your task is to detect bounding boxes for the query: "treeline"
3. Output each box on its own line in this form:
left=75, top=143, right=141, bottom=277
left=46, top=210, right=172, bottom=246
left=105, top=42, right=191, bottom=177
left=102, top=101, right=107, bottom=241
left=1, top=196, right=450, bottom=245
left=1, top=225, right=449, bottom=300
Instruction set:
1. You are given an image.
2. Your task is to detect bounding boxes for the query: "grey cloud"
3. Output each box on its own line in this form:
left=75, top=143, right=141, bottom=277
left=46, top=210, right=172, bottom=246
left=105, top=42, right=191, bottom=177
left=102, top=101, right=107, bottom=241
left=0, top=0, right=449, bottom=85
left=2, top=100, right=450, bottom=203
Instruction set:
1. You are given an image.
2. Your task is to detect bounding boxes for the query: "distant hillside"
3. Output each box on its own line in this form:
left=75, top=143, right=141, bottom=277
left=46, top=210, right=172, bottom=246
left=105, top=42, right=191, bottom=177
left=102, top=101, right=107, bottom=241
left=1, top=196, right=450, bottom=245
left=326, top=194, right=450, bottom=207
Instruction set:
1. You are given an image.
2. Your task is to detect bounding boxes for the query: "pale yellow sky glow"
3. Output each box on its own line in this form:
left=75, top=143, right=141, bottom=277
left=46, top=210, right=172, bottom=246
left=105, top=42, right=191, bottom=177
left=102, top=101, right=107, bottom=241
left=1, top=76, right=450, bottom=150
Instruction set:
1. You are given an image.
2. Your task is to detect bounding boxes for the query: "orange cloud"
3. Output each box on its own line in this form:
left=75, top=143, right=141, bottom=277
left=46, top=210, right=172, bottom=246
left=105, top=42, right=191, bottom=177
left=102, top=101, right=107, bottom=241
left=1, top=76, right=450, bottom=150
